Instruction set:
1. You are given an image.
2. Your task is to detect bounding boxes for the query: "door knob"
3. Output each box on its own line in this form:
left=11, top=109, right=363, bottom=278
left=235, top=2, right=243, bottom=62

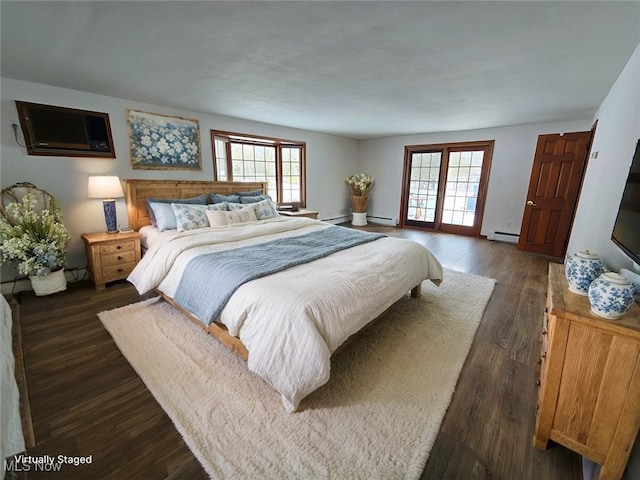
left=527, top=200, right=537, bottom=206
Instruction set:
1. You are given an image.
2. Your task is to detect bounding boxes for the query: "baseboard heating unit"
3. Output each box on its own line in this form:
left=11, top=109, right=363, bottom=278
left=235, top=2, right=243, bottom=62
left=490, top=231, right=519, bottom=244
left=366, top=215, right=397, bottom=226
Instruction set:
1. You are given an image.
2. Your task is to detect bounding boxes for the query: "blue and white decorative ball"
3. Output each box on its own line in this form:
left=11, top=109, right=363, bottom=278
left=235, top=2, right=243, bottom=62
left=565, top=251, right=604, bottom=296
left=588, top=272, right=635, bottom=320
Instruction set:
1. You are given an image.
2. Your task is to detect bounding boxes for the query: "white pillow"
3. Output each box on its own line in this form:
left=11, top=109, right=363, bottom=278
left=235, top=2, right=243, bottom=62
left=227, top=198, right=279, bottom=220
left=149, top=202, right=178, bottom=231
left=206, top=205, right=257, bottom=226
left=171, top=204, right=210, bottom=232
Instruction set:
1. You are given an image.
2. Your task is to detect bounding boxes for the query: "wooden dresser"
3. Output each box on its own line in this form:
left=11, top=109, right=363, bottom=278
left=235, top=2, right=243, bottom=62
left=534, top=262, right=640, bottom=480
left=81, top=231, right=141, bottom=289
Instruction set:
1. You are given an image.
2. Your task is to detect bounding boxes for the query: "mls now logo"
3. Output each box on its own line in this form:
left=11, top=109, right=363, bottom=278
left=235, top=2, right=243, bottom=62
left=4, top=458, right=63, bottom=473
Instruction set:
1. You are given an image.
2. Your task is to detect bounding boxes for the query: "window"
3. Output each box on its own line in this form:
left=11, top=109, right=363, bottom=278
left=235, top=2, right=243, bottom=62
left=211, top=131, right=306, bottom=206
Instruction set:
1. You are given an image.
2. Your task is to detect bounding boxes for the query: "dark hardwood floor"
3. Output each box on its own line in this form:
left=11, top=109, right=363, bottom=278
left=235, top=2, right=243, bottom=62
left=9, top=225, right=582, bottom=479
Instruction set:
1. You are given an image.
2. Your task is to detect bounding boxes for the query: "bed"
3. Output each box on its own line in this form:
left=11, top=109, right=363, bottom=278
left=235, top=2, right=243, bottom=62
left=124, top=179, right=443, bottom=411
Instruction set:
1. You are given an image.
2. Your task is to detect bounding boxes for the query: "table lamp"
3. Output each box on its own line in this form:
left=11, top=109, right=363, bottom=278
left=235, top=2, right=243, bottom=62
left=88, top=176, right=124, bottom=233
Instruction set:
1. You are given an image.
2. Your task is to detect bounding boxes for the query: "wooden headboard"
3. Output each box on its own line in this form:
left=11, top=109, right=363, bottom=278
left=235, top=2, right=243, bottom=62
left=123, top=179, right=269, bottom=231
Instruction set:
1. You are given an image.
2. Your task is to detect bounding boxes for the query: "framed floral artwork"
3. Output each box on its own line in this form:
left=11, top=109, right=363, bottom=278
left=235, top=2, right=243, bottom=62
left=127, top=110, right=202, bottom=170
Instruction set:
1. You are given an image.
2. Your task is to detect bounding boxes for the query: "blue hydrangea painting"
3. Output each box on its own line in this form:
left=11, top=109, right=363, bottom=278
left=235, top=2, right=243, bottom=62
left=127, top=110, right=201, bottom=170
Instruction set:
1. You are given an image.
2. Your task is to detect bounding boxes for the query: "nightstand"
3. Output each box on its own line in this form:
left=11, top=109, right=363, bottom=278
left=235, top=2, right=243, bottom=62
left=278, top=209, right=319, bottom=219
left=81, top=231, right=141, bottom=289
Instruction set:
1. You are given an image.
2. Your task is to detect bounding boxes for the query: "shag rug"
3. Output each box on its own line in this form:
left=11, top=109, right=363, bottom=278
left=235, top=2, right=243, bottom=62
left=98, top=268, right=495, bottom=479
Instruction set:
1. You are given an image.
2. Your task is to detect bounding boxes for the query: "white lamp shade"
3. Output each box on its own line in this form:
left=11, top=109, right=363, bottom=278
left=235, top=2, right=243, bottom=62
left=88, top=176, right=124, bottom=199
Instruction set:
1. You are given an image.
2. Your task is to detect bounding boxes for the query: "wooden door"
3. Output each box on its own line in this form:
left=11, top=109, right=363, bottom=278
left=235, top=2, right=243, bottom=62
left=518, top=131, right=592, bottom=257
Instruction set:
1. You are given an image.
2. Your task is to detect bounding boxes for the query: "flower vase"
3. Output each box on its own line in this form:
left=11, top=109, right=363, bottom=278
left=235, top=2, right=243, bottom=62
left=564, top=251, right=604, bottom=295
left=588, top=272, right=635, bottom=319
left=351, top=212, right=368, bottom=226
left=351, top=196, right=368, bottom=226
left=351, top=195, right=368, bottom=212
left=29, top=268, right=67, bottom=296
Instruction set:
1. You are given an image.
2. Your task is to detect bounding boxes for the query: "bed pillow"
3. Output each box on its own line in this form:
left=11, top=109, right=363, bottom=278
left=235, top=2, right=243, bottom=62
left=209, top=193, right=241, bottom=204
left=148, top=202, right=179, bottom=231
left=252, top=199, right=280, bottom=219
left=171, top=204, right=210, bottom=232
left=227, top=198, right=279, bottom=220
left=235, top=189, right=264, bottom=197
left=147, top=194, right=207, bottom=226
left=239, top=194, right=271, bottom=204
left=207, top=203, right=228, bottom=212
left=206, top=205, right=257, bottom=227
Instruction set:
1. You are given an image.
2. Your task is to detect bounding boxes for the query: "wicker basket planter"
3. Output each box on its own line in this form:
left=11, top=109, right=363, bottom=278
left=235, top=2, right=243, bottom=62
left=351, top=195, right=368, bottom=213
left=29, top=268, right=67, bottom=296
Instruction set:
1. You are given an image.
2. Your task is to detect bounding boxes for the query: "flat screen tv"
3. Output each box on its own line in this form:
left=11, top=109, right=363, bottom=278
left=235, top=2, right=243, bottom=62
left=611, top=138, right=640, bottom=266
left=15, top=101, right=115, bottom=158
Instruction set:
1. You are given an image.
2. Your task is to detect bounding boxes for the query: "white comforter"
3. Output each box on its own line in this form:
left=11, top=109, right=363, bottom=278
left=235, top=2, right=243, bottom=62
left=128, top=217, right=443, bottom=411
left=1, top=295, right=25, bottom=470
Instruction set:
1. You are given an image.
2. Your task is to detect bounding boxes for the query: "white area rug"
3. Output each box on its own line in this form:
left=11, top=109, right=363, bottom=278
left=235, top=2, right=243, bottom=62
left=98, top=268, right=495, bottom=479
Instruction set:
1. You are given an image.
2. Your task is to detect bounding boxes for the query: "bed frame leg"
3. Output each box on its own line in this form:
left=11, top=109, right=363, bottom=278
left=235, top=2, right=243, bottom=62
left=410, top=284, right=421, bottom=298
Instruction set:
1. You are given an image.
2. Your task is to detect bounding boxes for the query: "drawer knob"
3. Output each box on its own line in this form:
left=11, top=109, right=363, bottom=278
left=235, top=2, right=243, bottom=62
left=117, top=256, right=122, bottom=260
left=538, top=358, right=542, bottom=365
left=536, top=380, right=541, bottom=387
left=117, top=245, right=122, bottom=250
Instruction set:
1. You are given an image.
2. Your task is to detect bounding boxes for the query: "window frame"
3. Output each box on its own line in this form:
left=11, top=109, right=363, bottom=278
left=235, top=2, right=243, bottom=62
left=211, top=130, right=307, bottom=207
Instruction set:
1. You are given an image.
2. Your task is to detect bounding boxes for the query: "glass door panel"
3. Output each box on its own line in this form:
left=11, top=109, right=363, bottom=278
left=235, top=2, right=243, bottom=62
left=406, top=151, right=442, bottom=227
left=441, top=150, right=484, bottom=228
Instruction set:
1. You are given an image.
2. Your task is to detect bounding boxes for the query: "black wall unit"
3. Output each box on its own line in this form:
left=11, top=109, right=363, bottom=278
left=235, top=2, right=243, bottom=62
left=15, top=101, right=116, bottom=158
left=611, top=138, right=640, bottom=265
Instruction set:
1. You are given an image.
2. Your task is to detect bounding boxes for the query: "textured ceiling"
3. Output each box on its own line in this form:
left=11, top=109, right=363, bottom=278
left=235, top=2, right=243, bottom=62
left=1, top=1, right=639, bottom=139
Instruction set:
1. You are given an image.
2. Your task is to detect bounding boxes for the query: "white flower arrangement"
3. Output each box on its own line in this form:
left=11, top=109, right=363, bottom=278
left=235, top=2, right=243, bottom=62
left=346, top=173, right=374, bottom=197
left=0, top=193, right=70, bottom=276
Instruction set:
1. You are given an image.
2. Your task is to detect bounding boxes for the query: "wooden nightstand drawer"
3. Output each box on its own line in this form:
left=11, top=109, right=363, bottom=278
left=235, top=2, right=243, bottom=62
left=82, top=231, right=141, bottom=290
left=102, top=262, right=136, bottom=280
left=101, top=249, right=137, bottom=267
left=100, top=240, right=136, bottom=255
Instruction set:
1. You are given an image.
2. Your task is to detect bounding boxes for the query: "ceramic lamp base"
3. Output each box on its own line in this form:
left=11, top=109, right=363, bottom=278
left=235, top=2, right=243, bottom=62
left=103, top=199, right=118, bottom=233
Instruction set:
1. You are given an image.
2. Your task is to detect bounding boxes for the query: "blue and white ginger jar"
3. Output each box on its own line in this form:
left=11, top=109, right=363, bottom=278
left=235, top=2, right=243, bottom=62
left=565, top=251, right=604, bottom=296
left=588, top=272, right=635, bottom=320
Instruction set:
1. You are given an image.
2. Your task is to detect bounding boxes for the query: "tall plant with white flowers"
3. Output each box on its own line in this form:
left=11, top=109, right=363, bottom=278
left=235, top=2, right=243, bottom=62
left=346, top=173, right=374, bottom=197
left=0, top=193, right=70, bottom=276
left=346, top=173, right=374, bottom=213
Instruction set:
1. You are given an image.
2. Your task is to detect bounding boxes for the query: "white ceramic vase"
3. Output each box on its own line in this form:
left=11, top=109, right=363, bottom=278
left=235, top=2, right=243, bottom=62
left=565, top=251, right=604, bottom=296
left=351, top=212, right=367, bottom=226
left=29, top=268, right=67, bottom=296
left=588, top=272, right=635, bottom=320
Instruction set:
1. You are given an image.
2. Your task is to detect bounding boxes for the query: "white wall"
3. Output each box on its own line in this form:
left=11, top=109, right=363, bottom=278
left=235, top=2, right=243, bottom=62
left=356, top=119, right=591, bottom=235
left=566, top=44, right=639, bottom=480
left=567, top=43, right=640, bottom=273
left=0, top=78, right=358, bottom=285
left=2, top=42, right=638, bottom=286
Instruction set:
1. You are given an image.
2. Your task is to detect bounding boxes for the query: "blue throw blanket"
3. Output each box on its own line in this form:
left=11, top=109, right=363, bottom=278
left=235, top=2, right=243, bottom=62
left=174, top=226, right=385, bottom=325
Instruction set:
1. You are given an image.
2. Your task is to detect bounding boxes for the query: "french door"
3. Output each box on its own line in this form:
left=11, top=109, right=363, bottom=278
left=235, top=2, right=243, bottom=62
left=400, top=141, right=494, bottom=236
